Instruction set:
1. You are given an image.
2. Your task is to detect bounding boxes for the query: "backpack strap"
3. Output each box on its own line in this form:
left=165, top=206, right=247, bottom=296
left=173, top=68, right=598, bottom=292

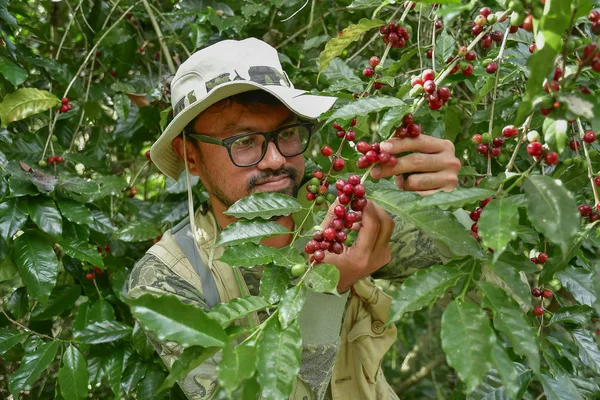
left=171, top=217, right=221, bottom=307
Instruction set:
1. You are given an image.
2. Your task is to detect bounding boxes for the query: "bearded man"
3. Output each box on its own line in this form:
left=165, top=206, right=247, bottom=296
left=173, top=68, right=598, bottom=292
left=128, top=37, right=460, bottom=399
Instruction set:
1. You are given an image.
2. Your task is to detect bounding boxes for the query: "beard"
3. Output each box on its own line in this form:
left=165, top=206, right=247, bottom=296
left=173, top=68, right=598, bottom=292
left=203, top=166, right=300, bottom=209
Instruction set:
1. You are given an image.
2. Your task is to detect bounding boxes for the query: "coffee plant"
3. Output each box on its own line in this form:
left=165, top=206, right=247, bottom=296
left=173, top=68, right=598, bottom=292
left=1, top=0, right=600, bottom=398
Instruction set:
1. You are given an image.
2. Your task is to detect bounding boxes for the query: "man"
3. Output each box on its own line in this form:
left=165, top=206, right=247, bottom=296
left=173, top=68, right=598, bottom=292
left=128, top=38, right=460, bottom=399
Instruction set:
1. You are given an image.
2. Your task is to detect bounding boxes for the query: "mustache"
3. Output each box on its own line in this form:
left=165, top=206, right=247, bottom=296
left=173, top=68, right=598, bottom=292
left=246, top=167, right=299, bottom=192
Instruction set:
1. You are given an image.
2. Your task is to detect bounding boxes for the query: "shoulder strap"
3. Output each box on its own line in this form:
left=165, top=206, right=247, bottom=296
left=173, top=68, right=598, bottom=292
left=171, top=217, right=221, bottom=307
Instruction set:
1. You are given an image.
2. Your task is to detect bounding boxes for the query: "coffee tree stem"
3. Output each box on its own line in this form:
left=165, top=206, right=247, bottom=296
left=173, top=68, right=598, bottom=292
left=577, top=119, right=600, bottom=208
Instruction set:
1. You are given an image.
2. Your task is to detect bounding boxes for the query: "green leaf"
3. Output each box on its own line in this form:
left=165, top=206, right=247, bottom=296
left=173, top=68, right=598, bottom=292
left=435, top=30, right=456, bottom=61
left=543, top=117, right=569, bottom=154
left=417, top=188, right=495, bottom=210
left=0, top=198, right=28, bottom=240
left=217, top=344, right=257, bottom=396
left=305, top=264, right=339, bottom=294
left=114, top=221, right=161, bottom=242
left=260, top=265, right=293, bottom=304
left=257, top=318, right=302, bottom=400
left=128, top=293, right=228, bottom=348
left=369, top=189, right=483, bottom=258
left=30, top=285, right=81, bottom=321
left=388, top=264, right=466, bottom=324
left=479, top=282, right=540, bottom=373
left=0, top=328, right=29, bottom=354
left=278, top=283, right=308, bottom=329
left=441, top=300, right=495, bottom=393
left=215, top=220, right=290, bottom=247
left=523, top=175, right=579, bottom=255
left=27, top=196, right=62, bottom=238
left=219, top=243, right=276, bottom=267
left=0, top=56, right=28, bottom=86
left=136, top=367, right=166, bottom=400
left=539, top=226, right=593, bottom=282
left=557, top=265, right=596, bottom=307
left=477, top=198, right=519, bottom=257
left=318, top=19, right=385, bottom=75
left=467, top=363, right=532, bottom=400
left=549, top=305, right=593, bottom=326
left=572, top=328, right=600, bottom=375
left=7, top=287, right=28, bottom=319
left=157, top=346, right=219, bottom=392
left=89, top=209, right=117, bottom=234
left=209, top=296, right=271, bottom=328
left=378, top=104, right=412, bottom=139
left=488, top=254, right=534, bottom=308
left=556, top=93, right=595, bottom=122
left=9, top=340, right=60, bottom=396
left=271, top=246, right=305, bottom=267
left=539, top=373, right=584, bottom=400
left=131, top=321, right=154, bottom=359
left=326, top=96, right=405, bottom=124
left=224, top=192, right=302, bottom=220
left=14, top=232, right=58, bottom=306
left=73, top=320, right=132, bottom=344
left=489, top=343, right=521, bottom=400
left=58, top=344, right=88, bottom=400
left=56, top=198, right=93, bottom=225
left=0, top=88, right=60, bottom=128
left=60, top=239, right=104, bottom=267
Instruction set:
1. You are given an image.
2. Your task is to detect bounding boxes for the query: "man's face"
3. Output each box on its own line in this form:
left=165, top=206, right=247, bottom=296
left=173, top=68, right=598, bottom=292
left=182, top=100, right=305, bottom=209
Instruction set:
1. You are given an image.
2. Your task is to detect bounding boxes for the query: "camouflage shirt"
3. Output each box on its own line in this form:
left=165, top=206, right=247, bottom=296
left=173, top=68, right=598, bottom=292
left=127, top=210, right=449, bottom=399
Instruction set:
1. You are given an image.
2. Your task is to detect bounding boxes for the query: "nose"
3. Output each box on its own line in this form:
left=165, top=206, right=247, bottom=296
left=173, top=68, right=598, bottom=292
left=257, top=140, right=286, bottom=171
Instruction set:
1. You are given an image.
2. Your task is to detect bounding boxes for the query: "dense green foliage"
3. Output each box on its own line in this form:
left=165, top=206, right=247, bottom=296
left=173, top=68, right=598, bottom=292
left=1, top=0, right=600, bottom=399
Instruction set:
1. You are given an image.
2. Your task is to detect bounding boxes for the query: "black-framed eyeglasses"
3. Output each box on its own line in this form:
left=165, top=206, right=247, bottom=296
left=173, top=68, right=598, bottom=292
left=185, top=122, right=315, bottom=167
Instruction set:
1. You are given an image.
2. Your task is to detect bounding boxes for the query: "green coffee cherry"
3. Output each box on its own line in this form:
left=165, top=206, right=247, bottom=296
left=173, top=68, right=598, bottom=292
left=510, top=11, right=526, bottom=26
left=374, top=65, right=384, bottom=73
left=51, top=135, right=58, bottom=143
left=309, top=177, right=320, bottom=186
left=316, top=195, right=326, bottom=204
left=482, top=58, right=494, bottom=67
left=547, top=277, right=562, bottom=291
left=308, top=184, right=318, bottom=194
left=486, top=14, right=498, bottom=24
left=563, top=158, right=573, bottom=166
left=481, top=133, right=492, bottom=143
left=291, top=264, right=307, bottom=277
left=508, top=0, right=524, bottom=12
left=38, top=160, right=47, bottom=168
left=326, top=193, right=336, bottom=203
left=541, top=96, right=554, bottom=109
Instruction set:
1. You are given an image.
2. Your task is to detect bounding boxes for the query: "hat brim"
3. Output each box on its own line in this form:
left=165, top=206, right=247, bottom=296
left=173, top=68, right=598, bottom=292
left=151, top=81, right=338, bottom=181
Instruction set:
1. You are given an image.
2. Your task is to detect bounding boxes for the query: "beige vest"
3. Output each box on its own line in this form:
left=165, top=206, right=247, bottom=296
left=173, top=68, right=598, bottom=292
left=149, top=211, right=398, bottom=399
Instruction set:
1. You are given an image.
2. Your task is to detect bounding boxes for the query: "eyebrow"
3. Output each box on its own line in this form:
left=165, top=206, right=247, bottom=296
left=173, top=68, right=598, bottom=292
left=198, top=113, right=299, bottom=137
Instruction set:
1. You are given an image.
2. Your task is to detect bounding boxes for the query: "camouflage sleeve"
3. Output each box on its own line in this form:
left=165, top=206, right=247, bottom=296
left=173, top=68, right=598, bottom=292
left=127, top=254, right=220, bottom=399
left=372, top=215, right=452, bottom=282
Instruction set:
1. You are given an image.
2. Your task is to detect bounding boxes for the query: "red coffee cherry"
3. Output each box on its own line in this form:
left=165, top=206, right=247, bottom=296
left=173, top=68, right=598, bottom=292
left=522, top=14, right=534, bottom=32
left=526, top=142, right=543, bottom=157
left=332, top=158, right=345, bottom=172
left=423, top=80, right=436, bottom=94
left=422, top=69, right=435, bottom=82
left=531, top=288, right=542, bottom=297
left=465, top=50, right=477, bottom=61
left=583, top=130, right=597, bottom=143
left=321, top=146, right=333, bottom=157
left=363, top=67, right=374, bottom=78
left=529, top=43, right=536, bottom=53
left=542, top=289, right=553, bottom=299
left=537, top=253, right=548, bottom=263
left=369, top=56, right=380, bottom=67
left=579, top=204, right=593, bottom=217
left=544, top=152, right=559, bottom=165
left=533, top=306, right=544, bottom=316
left=569, top=139, right=581, bottom=151
left=86, top=272, right=95, bottom=281
left=485, top=62, right=498, bottom=74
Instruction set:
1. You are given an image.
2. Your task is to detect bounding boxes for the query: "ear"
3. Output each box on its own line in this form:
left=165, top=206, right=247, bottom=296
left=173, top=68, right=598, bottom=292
left=172, top=136, right=202, bottom=176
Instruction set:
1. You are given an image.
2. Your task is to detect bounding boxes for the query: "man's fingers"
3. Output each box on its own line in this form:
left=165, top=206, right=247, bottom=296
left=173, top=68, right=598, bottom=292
left=371, top=152, right=456, bottom=178
left=403, top=172, right=459, bottom=191
left=372, top=204, right=395, bottom=255
left=380, top=135, right=454, bottom=155
left=320, top=198, right=340, bottom=230
left=349, top=202, right=379, bottom=255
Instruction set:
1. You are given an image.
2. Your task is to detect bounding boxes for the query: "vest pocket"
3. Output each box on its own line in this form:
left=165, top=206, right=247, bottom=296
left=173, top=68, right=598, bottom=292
left=347, top=312, right=396, bottom=384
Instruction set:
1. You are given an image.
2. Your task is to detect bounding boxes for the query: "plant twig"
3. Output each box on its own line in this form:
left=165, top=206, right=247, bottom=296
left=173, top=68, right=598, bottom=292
left=275, top=12, right=331, bottom=49
left=504, top=113, right=534, bottom=174
left=397, top=357, right=445, bottom=391
left=142, top=0, right=175, bottom=74
left=577, top=119, right=600, bottom=208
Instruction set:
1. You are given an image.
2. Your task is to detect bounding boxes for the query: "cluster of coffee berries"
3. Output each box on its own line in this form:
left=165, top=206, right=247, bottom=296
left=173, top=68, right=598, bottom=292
left=578, top=204, right=600, bottom=223
left=47, top=154, right=64, bottom=165
left=96, top=244, right=111, bottom=254
left=305, top=170, right=336, bottom=205
left=379, top=20, right=411, bottom=49
left=58, top=97, right=72, bottom=113
left=530, top=251, right=548, bottom=265
left=362, top=57, right=386, bottom=90
left=468, top=196, right=493, bottom=241
left=86, top=266, right=103, bottom=281
left=123, top=186, right=139, bottom=198
left=516, top=128, right=559, bottom=165
left=410, top=69, right=451, bottom=110
left=472, top=133, right=504, bottom=158
left=581, top=43, right=600, bottom=73
left=393, top=113, right=422, bottom=140
left=332, top=120, right=357, bottom=142
left=356, top=141, right=398, bottom=169
left=304, top=175, right=367, bottom=263
left=471, top=7, right=503, bottom=35
left=589, top=9, right=600, bottom=35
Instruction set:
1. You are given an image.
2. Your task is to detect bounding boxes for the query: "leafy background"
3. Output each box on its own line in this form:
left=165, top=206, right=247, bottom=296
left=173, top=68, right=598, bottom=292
left=1, top=0, right=600, bottom=399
